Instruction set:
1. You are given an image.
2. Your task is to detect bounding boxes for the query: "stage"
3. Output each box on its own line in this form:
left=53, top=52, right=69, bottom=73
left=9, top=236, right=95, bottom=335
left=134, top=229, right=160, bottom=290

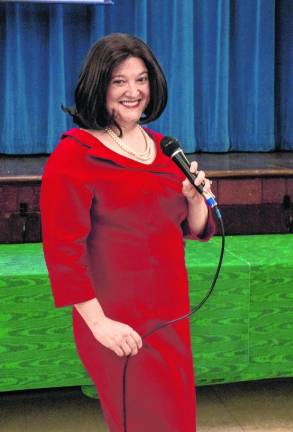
left=0, top=151, right=292, bottom=242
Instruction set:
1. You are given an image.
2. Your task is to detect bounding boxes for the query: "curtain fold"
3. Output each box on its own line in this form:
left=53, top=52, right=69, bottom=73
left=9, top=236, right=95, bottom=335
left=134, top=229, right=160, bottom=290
left=0, top=0, right=292, bottom=154
left=194, top=0, right=230, bottom=152
left=276, top=0, right=293, bottom=150
left=148, top=0, right=196, bottom=150
left=229, top=0, right=275, bottom=151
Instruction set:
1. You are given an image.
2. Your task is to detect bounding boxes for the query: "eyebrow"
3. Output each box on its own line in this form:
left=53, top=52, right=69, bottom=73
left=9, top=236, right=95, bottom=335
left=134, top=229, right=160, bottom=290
left=112, top=71, right=148, bottom=78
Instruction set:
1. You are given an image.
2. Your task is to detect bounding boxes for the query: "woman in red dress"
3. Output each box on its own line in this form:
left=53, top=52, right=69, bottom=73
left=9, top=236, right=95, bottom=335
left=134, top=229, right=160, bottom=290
left=41, top=33, right=215, bottom=432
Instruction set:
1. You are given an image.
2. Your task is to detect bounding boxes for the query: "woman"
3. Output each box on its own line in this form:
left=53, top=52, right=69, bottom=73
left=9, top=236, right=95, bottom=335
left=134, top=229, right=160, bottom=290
left=41, top=33, right=215, bottom=432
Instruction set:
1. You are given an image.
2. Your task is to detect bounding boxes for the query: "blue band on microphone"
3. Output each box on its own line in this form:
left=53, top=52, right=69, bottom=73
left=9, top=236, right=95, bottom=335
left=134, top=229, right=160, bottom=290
left=206, top=197, right=217, bottom=208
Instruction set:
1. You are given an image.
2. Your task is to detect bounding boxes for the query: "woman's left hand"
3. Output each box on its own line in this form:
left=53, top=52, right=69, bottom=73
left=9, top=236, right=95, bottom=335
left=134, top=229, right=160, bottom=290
left=182, top=161, right=213, bottom=202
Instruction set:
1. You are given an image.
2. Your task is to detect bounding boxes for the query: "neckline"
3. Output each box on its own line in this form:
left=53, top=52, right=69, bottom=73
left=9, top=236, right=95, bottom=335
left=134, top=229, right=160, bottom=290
left=76, top=127, right=163, bottom=169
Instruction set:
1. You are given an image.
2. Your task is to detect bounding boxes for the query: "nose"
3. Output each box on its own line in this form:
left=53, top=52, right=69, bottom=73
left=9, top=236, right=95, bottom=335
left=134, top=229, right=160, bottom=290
left=125, top=81, right=140, bottom=98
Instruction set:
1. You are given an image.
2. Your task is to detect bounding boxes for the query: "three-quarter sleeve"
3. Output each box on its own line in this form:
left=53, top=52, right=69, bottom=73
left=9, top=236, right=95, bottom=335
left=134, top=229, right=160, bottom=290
left=181, top=204, right=216, bottom=242
left=40, top=158, right=96, bottom=308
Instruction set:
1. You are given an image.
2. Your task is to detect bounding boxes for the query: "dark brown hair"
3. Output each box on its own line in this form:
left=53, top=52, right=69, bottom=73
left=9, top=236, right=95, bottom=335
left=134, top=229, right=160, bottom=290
left=63, top=33, right=168, bottom=133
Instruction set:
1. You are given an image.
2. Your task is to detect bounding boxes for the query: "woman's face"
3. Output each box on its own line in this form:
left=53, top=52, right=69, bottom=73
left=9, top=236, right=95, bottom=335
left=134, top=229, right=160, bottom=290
left=106, top=56, right=150, bottom=128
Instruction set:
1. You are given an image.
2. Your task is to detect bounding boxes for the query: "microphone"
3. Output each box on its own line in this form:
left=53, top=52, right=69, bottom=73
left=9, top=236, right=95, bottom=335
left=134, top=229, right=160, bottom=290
left=160, top=136, right=218, bottom=209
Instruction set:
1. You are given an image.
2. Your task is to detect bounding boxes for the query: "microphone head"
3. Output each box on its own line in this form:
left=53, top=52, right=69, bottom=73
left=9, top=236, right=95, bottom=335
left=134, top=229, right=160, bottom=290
left=160, top=136, right=181, bottom=157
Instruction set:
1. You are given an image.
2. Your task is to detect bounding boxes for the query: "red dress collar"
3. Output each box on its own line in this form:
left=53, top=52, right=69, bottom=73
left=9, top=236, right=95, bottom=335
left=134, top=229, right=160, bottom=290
left=61, top=127, right=171, bottom=172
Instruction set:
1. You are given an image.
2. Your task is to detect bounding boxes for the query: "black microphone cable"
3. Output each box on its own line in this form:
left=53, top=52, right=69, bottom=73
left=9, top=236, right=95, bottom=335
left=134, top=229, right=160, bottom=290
left=121, top=137, right=225, bottom=432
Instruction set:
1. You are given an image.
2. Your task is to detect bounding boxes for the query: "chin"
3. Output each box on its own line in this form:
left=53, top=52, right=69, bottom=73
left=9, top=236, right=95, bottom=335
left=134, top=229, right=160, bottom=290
left=117, top=103, right=147, bottom=121
left=118, top=113, right=143, bottom=125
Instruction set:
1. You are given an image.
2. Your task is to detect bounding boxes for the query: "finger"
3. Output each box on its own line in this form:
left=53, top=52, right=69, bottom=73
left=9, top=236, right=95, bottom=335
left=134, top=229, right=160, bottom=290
left=124, top=335, right=137, bottom=353
left=121, top=339, right=132, bottom=356
left=182, top=179, right=197, bottom=200
left=189, top=161, right=198, bottom=174
left=125, top=340, right=138, bottom=356
left=182, top=179, right=193, bottom=192
left=194, top=170, right=205, bottom=187
left=203, top=178, right=211, bottom=189
left=130, top=346, right=139, bottom=356
left=121, top=337, right=132, bottom=355
left=203, top=179, right=215, bottom=197
left=114, top=346, right=125, bottom=357
left=128, top=334, right=141, bottom=351
left=111, top=327, right=136, bottom=357
left=132, top=331, right=143, bottom=349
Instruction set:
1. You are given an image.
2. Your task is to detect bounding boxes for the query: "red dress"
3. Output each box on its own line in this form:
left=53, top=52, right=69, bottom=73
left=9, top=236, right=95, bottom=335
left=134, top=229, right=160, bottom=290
left=40, top=128, right=215, bottom=432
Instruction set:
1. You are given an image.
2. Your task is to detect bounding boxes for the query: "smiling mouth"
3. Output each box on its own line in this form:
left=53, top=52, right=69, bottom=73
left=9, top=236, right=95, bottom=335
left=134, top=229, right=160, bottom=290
left=120, top=99, right=141, bottom=108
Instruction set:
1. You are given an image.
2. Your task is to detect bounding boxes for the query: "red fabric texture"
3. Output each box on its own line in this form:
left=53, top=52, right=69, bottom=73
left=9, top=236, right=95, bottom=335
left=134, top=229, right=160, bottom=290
left=40, top=127, right=215, bottom=431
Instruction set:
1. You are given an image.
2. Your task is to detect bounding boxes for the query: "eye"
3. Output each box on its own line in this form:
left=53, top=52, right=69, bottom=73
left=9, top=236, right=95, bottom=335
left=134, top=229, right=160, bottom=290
left=138, top=75, right=148, bottom=83
left=112, top=79, right=125, bottom=86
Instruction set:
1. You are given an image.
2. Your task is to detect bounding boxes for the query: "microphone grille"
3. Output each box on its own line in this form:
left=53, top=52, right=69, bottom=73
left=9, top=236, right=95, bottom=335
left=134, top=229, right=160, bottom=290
left=160, top=136, right=181, bottom=157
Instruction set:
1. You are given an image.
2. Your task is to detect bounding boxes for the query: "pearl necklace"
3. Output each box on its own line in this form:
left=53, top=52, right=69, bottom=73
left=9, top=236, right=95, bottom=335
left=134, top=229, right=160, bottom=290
left=104, top=125, right=154, bottom=162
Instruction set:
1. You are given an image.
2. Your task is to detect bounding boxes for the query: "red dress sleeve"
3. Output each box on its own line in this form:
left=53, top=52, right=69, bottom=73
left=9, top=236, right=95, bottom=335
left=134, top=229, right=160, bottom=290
left=40, top=142, right=96, bottom=308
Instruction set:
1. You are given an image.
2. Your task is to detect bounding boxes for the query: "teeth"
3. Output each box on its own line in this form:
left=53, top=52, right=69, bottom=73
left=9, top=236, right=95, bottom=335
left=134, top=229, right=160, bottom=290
left=121, top=100, right=140, bottom=106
